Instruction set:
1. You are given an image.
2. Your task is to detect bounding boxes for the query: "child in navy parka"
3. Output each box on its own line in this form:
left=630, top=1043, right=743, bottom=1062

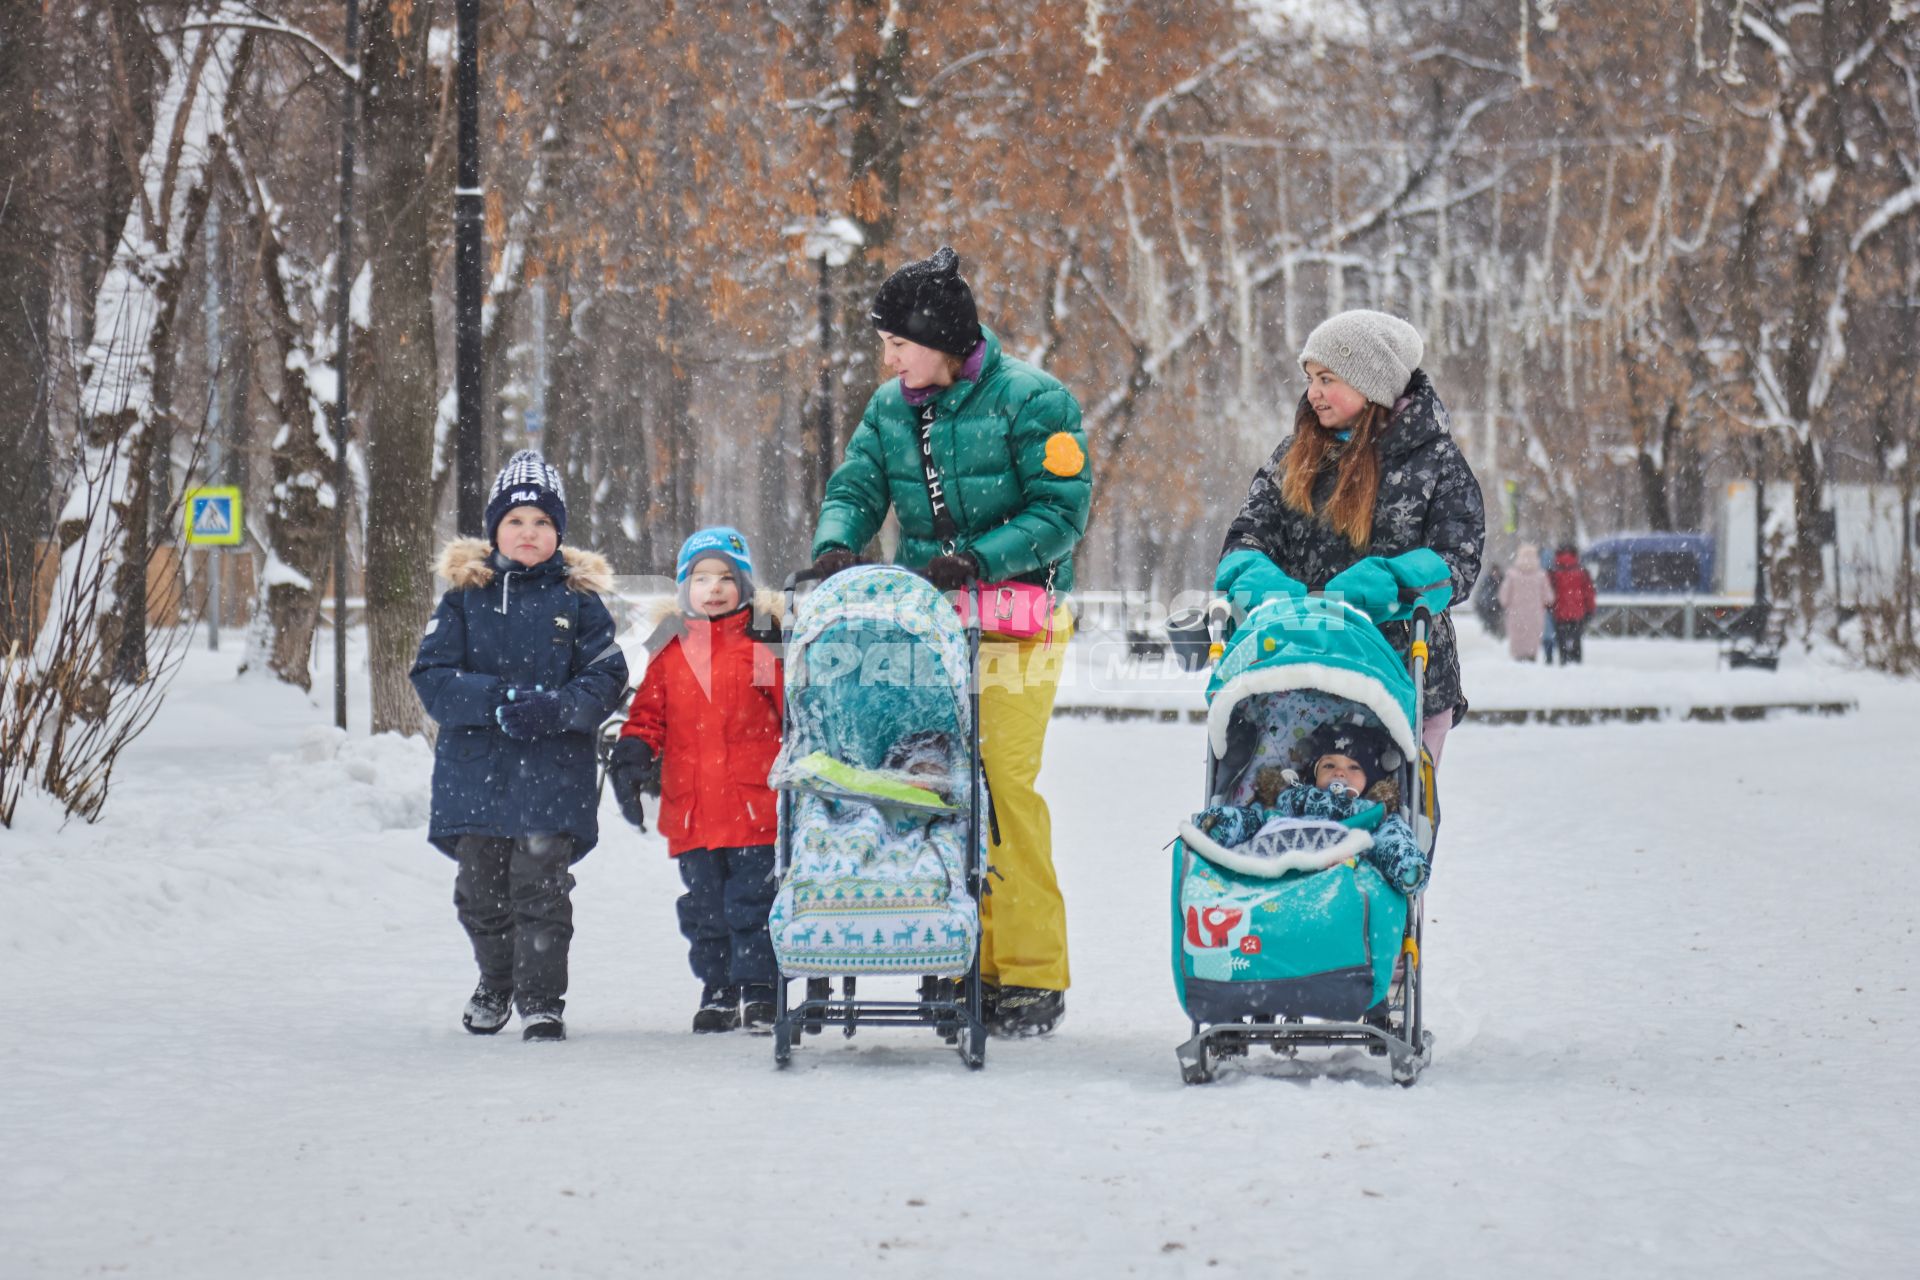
left=410, top=450, right=629, bottom=1042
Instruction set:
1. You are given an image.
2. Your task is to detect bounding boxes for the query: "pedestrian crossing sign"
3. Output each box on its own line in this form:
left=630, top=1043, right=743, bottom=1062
left=184, top=487, right=243, bottom=546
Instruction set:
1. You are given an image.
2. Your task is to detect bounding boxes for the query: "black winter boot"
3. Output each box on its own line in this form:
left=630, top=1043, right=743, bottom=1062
left=741, top=984, right=776, bottom=1034
left=990, top=986, right=1065, bottom=1038
left=520, top=1003, right=566, bottom=1042
left=462, top=982, right=514, bottom=1035
left=693, top=985, right=740, bottom=1033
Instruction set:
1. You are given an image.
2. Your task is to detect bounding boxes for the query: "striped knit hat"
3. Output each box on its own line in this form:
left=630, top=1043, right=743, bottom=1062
left=484, top=450, right=567, bottom=548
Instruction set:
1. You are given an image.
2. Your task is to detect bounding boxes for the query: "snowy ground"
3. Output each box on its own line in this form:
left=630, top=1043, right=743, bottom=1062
left=4, top=630, right=1918, bottom=1277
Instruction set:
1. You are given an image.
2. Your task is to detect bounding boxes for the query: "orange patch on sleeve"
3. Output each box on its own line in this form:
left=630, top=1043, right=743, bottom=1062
left=1042, top=432, right=1086, bottom=477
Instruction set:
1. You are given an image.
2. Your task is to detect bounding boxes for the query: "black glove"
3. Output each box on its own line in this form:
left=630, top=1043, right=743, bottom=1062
left=608, top=736, right=660, bottom=830
left=496, top=690, right=569, bottom=740
left=810, top=548, right=857, bottom=580
left=924, top=552, right=981, bottom=591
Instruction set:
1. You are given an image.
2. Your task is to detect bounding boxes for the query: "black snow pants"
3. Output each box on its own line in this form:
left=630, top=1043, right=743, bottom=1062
left=454, top=833, right=576, bottom=1013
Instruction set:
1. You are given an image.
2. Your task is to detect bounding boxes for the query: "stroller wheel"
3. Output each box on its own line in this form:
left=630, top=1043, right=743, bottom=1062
left=1390, top=1029, right=1434, bottom=1086
left=802, top=977, right=829, bottom=1035
left=961, top=1023, right=987, bottom=1069
left=1362, top=1005, right=1393, bottom=1056
left=774, top=1020, right=794, bottom=1067
left=1176, top=1034, right=1215, bottom=1084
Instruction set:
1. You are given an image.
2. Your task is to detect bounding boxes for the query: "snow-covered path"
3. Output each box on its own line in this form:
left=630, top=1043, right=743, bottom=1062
left=4, top=651, right=1916, bottom=1277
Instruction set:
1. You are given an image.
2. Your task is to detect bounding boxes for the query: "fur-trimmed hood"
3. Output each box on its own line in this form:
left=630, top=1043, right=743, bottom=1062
left=640, top=589, right=786, bottom=631
left=433, top=536, right=614, bottom=594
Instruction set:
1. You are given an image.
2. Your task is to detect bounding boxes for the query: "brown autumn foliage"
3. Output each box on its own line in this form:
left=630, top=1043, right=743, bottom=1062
left=13, top=0, right=1920, bottom=753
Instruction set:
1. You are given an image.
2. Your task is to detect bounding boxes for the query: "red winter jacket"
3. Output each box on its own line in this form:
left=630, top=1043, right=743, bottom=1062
left=619, top=606, right=783, bottom=856
left=1549, top=551, right=1597, bottom=623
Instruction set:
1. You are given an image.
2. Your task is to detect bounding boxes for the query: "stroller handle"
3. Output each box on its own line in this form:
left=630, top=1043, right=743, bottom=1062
left=1204, top=597, right=1234, bottom=665
left=784, top=567, right=827, bottom=591
left=781, top=566, right=985, bottom=643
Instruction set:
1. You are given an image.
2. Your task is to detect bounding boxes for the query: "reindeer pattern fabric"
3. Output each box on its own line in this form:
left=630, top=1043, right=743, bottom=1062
left=768, top=787, right=982, bottom=976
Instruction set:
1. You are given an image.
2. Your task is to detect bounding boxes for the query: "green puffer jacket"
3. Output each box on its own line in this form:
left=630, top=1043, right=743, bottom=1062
left=812, top=327, right=1092, bottom=591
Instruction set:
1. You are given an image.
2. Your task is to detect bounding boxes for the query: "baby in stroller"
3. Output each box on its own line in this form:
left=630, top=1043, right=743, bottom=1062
left=1194, top=719, right=1428, bottom=893
left=878, top=729, right=958, bottom=801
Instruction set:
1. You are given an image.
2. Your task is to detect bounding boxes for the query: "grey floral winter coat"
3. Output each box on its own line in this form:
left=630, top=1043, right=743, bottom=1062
left=1220, top=371, right=1486, bottom=719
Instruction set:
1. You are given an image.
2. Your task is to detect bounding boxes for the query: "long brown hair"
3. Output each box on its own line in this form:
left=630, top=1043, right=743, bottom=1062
left=1279, top=399, right=1389, bottom=550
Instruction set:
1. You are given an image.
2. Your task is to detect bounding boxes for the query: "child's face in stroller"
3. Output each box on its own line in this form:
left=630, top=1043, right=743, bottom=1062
left=686, top=556, right=743, bottom=617
left=1313, top=752, right=1369, bottom=795
left=882, top=731, right=954, bottom=796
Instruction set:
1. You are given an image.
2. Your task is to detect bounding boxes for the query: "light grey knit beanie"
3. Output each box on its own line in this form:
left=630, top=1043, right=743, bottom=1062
left=1299, top=310, right=1424, bottom=407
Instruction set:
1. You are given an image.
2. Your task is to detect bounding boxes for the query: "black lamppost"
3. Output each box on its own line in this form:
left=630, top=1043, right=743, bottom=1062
left=332, top=0, right=360, bottom=731
left=454, top=0, right=485, bottom=535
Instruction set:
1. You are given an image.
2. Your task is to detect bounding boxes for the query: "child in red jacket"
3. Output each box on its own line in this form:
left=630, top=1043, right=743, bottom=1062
left=609, top=527, right=784, bottom=1033
left=1548, top=545, right=1597, bottom=666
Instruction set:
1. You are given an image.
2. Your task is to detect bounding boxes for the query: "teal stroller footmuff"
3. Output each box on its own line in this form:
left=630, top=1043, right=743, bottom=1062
left=1172, top=827, right=1407, bottom=1023
left=1171, top=594, right=1437, bottom=1085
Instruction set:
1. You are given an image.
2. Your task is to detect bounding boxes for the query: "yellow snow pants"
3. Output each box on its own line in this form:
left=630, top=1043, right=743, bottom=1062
left=974, top=609, right=1072, bottom=992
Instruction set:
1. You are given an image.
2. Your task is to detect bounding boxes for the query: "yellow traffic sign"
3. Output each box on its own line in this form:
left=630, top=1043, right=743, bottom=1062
left=184, top=487, right=243, bottom=546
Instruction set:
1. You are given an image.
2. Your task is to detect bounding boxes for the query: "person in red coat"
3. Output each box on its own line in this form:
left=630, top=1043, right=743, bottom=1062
left=608, top=527, right=785, bottom=1033
left=1548, top=544, right=1597, bottom=665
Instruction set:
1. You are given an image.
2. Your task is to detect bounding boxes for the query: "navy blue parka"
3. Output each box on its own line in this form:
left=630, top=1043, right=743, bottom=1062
left=410, top=537, right=630, bottom=860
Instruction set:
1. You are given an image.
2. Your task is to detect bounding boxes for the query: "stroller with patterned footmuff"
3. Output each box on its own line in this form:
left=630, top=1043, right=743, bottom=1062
left=1173, top=586, right=1445, bottom=1086
left=767, top=565, right=990, bottom=1068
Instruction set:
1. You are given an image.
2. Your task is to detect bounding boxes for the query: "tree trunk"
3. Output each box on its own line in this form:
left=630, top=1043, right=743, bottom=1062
left=838, top=0, right=909, bottom=460
left=360, top=1, right=443, bottom=736
left=234, top=168, right=339, bottom=690
left=656, top=78, right=696, bottom=539
left=0, top=0, right=53, bottom=650
left=42, top=9, right=249, bottom=692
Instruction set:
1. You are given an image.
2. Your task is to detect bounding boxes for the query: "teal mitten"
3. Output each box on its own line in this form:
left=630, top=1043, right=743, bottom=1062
left=1382, top=548, right=1455, bottom=616
left=1323, top=557, right=1399, bottom=621
left=1214, top=549, right=1306, bottom=610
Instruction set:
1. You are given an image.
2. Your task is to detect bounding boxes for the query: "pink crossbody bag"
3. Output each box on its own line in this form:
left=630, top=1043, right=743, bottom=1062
left=955, top=578, right=1057, bottom=641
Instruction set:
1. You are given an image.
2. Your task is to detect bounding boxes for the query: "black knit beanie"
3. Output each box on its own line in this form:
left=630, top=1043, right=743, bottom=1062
left=1300, top=720, right=1403, bottom=794
left=869, top=245, right=982, bottom=357
left=484, top=449, right=568, bottom=549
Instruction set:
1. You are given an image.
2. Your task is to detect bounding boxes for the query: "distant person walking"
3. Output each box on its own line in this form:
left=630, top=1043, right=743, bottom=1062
left=1497, top=544, right=1555, bottom=661
left=1473, top=562, right=1506, bottom=638
left=1548, top=545, right=1597, bottom=665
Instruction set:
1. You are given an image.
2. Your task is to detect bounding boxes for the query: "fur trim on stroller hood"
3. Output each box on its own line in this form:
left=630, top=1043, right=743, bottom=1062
left=433, top=536, right=614, bottom=594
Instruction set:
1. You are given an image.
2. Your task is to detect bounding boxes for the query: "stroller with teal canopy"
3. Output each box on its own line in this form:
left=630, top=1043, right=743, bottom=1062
left=767, top=565, right=990, bottom=1068
left=1173, top=576, right=1447, bottom=1086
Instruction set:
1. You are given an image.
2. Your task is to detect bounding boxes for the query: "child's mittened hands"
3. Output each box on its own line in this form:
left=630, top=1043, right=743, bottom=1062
left=613, top=784, right=646, bottom=831
left=496, top=690, right=568, bottom=740
left=606, top=736, right=658, bottom=830
left=607, top=735, right=661, bottom=792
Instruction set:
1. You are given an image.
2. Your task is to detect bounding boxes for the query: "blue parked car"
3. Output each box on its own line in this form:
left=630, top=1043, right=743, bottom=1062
left=1581, top=533, right=1715, bottom=594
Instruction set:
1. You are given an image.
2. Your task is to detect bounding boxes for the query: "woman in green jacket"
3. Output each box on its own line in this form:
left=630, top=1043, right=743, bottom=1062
left=809, top=246, right=1092, bottom=1037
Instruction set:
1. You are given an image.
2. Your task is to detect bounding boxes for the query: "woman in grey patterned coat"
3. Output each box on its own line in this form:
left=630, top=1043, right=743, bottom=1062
left=1213, top=310, right=1485, bottom=762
